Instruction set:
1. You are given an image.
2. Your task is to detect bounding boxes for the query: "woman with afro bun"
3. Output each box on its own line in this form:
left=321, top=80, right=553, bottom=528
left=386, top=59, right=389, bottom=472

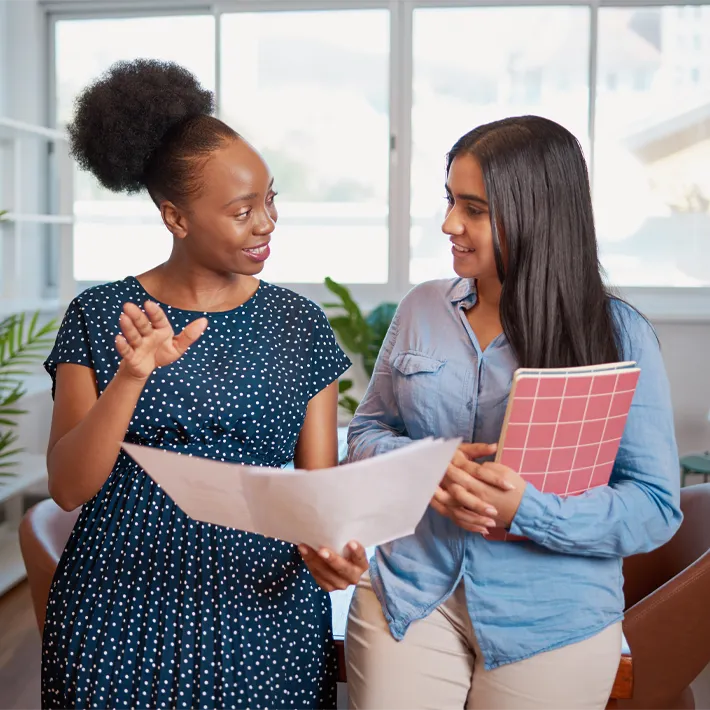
left=42, top=58, right=367, bottom=709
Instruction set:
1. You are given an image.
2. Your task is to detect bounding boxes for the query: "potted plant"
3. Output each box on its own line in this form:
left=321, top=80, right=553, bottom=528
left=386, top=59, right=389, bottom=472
left=0, top=311, right=58, bottom=473
left=0, top=209, right=59, bottom=471
left=322, top=277, right=397, bottom=416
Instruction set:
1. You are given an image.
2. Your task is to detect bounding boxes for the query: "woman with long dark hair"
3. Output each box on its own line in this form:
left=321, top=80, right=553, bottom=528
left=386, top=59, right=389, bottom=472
left=345, top=116, right=681, bottom=709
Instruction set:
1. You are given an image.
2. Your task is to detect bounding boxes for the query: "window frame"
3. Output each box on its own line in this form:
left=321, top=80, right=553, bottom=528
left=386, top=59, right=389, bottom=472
left=44, top=0, right=710, bottom=321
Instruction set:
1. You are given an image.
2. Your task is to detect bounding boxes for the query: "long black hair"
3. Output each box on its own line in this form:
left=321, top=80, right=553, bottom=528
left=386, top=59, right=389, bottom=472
left=447, top=115, right=623, bottom=369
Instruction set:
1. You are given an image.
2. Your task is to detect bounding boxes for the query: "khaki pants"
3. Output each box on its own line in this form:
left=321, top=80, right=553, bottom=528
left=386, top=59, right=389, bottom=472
left=345, top=576, right=621, bottom=710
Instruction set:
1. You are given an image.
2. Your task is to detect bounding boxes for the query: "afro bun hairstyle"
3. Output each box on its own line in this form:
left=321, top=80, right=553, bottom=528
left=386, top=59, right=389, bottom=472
left=68, top=58, right=238, bottom=205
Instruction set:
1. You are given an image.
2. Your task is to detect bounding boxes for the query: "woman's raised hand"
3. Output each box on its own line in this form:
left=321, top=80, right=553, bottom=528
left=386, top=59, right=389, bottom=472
left=115, top=301, right=208, bottom=381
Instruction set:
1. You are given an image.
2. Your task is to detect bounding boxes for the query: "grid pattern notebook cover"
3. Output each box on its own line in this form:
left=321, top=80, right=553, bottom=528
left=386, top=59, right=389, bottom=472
left=488, top=361, right=640, bottom=542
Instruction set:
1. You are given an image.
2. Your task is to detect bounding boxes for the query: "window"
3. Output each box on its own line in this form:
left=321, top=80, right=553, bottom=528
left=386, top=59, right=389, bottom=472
left=409, top=6, right=590, bottom=284
left=219, top=10, right=390, bottom=285
left=54, top=15, right=215, bottom=284
left=594, top=7, right=710, bottom=287
left=49, top=3, right=710, bottom=314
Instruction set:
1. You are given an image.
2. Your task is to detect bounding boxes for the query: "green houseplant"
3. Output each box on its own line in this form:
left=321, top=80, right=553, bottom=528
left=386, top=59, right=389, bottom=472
left=0, top=207, right=58, bottom=471
left=322, top=277, right=397, bottom=416
left=0, top=311, right=58, bottom=474
left=0, top=209, right=59, bottom=472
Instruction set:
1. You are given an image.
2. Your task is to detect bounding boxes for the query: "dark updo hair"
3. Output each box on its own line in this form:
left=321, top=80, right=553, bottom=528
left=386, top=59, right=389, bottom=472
left=68, top=58, right=239, bottom=206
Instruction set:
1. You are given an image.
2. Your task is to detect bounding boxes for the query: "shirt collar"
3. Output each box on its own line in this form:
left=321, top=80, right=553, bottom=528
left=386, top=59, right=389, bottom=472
left=450, top=278, right=478, bottom=308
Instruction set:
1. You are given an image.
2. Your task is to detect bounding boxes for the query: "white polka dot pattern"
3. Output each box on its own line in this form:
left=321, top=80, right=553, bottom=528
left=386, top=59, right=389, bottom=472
left=41, top=277, right=351, bottom=709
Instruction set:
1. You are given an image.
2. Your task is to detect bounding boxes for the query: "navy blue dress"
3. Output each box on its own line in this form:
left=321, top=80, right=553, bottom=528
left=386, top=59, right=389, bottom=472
left=41, top=277, right=351, bottom=710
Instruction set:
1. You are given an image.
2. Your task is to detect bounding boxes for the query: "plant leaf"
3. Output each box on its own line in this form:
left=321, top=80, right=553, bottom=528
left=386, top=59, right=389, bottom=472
left=0, top=309, right=59, bottom=474
left=0, top=429, right=20, bottom=463
left=324, top=277, right=370, bottom=331
left=0, top=407, right=27, bottom=416
left=338, top=395, right=359, bottom=417
left=338, top=379, right=353, bottom=394
left=364, top=302, right=397, bottom=377
left=328, top=316, right=367, bottom=355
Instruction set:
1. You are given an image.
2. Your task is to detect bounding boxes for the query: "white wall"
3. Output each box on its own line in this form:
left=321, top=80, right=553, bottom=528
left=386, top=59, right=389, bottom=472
left=1, top=0, right=51, bottom=302
left=656, top=320, right=710, bottom=457
left=0, top=2, right=8, bottom=116
left=4, top=0, right=46, bottom=125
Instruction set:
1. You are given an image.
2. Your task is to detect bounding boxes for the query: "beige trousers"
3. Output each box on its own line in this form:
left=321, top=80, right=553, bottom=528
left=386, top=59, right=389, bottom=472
left=345, top=577, right=622, bottom=710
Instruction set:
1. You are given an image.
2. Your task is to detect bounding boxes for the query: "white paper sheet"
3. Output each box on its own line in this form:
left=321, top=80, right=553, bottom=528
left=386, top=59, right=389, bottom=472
left=122, top=437, right=461, bottom=553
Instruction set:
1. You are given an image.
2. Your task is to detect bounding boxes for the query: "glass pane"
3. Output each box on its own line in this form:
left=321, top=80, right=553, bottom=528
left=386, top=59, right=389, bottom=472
left=54, top=16, right=216, bottom=282
left=73, top=207, right=171, bottom=283
left=594, top=7, right=710, bottom=287
left=220, top=10, right=390, bottom=284
left=410, top=7, right=590, bottom=284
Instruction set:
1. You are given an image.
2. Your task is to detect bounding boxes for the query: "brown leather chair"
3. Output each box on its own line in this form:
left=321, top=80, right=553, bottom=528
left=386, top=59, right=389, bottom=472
left=612, top=482, right=710, bottom=709
left=18, top=497, right=80, bottom=635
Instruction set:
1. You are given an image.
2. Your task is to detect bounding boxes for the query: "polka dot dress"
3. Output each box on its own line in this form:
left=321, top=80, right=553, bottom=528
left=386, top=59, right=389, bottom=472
left=41, top=277, right=351, bottom=710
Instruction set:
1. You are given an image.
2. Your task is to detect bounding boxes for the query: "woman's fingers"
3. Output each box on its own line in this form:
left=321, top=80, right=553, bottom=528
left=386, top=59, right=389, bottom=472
left=114, top=334, right=134, bottom=359
left=448, top=481, right=497, bottom=517
left=432, top=488, right=495, bottom=527
left=173, top=318, right=208, bottom=356
left=458, top=442, right=497, bottom=460
left=431, top=497, right=493, bottom=534
left=299, top=546, right=353, bottom=591
left=433, top=485, right=454, bottom=507
left=446, top=465, right=498, bottom=517
left=119, top=313, right=142, bottom=347
left=431, top=495, right=451, bottom=515
left=144, top=300, right=171, bottom=331
left=305, top=562, right=342, bottom=592
left=451, top=449, right=475, bottom=471
left=122, top=302, right=154, bottom=337
left=317, top=547, right=365, bottom=585
left=473, top=462, right=516, bottom=491
left=451, top=507, right=494, bottom=535
left=344, top=541, right=368, bottom=573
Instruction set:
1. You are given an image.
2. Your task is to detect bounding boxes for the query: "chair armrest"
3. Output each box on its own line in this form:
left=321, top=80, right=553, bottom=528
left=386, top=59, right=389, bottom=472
left=621, top=551, right=710, bottom=708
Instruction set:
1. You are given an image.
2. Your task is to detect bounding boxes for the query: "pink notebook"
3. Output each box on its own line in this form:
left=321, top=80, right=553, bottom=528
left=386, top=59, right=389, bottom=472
left=487, top=361, right=640, bottom=542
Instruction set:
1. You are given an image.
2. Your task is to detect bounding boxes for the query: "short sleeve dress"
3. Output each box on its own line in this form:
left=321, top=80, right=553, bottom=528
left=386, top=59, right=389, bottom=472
left=41, top=277, right=351, bottom=710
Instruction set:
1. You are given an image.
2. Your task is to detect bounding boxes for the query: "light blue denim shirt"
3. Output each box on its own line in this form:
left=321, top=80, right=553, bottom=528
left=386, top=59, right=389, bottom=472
left=347, top=278, right=682, bottom=670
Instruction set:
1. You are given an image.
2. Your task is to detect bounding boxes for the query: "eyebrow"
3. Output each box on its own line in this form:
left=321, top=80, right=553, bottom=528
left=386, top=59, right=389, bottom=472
left=445, top=184, right=488, bottom=206
left=223, top=178, right=275, bottom=208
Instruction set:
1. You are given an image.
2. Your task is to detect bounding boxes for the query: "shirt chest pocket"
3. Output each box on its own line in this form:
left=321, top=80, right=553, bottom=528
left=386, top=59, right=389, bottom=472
left=391, top=351, right=468, bottom=438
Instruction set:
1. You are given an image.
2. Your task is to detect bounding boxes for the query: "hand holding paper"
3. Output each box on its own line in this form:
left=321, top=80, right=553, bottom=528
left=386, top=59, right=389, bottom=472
left=122, top=436, right=461, bottom=553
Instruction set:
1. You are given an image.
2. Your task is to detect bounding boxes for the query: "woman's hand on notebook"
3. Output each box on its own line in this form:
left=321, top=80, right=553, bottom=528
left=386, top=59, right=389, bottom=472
left=431, top=444, right=502, bottom=533
left=298, top=541, right=368, bottom=592
left=470, top=462, right=526, bottom=527
left=432, top=444, right=526, bottom=532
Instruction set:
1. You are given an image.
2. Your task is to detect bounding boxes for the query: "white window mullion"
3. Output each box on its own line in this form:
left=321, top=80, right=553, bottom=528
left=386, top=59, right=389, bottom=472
left=587, top=0, right=599, bottom=186
left=212, top=4, right=222, bottom=115
left=388, top=0, right=414, bottom=299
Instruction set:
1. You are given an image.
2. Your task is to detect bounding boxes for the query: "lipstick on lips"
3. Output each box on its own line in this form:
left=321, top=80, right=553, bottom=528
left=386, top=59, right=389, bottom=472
left=243, top=243, right=270, bottom=262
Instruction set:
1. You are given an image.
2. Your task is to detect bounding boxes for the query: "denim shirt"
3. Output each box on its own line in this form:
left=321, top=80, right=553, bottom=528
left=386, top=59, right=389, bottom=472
left=347, top=278, right=682, bottom=670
